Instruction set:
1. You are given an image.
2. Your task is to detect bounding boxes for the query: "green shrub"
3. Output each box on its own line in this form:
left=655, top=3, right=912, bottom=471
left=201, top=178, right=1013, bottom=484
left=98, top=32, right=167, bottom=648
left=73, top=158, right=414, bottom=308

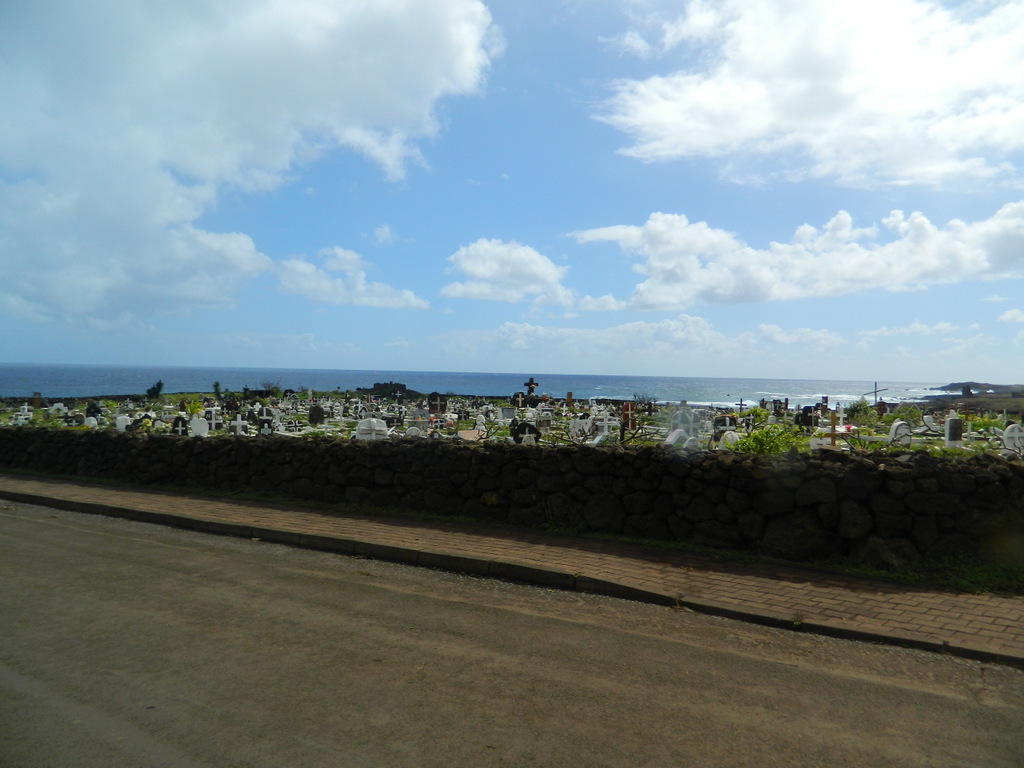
left=728, top=424, right=803, bottom=455
left=844, top=398, right=878, bottom=426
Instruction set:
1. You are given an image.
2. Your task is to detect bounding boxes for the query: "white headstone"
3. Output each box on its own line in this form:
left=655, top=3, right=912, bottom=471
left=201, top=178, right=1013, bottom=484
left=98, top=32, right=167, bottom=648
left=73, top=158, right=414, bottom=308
left=189, top=416, right=210, bottom=437
left=569, top=416, right=593, bottom=438
left=355, top=418, right=388, bottom=440
left=719, top=430, right=742, bottom=448
left=889, top=420, right=911, bottom=446
left=1002, top=424, right=1024, bottom=453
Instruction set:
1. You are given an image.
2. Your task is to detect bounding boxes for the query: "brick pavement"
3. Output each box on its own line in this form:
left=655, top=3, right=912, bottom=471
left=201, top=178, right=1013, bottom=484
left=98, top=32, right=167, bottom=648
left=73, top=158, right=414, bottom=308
left=1, top=472, right=1022, bottom=668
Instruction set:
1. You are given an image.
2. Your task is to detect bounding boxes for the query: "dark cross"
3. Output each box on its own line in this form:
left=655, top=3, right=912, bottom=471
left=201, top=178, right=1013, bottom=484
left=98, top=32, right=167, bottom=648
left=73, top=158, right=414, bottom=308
left=523, top=377, right=539, bottom=395
left=860, top=382, right=889, bottom=404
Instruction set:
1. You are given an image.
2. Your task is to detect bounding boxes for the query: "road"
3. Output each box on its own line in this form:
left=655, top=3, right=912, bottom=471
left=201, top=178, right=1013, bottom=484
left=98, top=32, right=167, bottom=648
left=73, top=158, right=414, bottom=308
left=1, top=501, right=1022, bottom=767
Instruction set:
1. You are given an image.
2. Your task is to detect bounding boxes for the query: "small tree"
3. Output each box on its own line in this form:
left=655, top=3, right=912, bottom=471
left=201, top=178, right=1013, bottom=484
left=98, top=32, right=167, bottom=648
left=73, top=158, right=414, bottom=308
left=212, top=381, right=222, bottom=400
left=146, top=379, right=164, bottom=400
left=844, top=398, right=878, bottom=427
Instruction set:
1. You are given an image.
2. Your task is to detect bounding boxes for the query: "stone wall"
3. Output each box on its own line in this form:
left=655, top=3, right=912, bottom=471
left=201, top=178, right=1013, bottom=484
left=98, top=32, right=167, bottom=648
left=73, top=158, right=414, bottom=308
left=2, top=428, right=1023, bottom=566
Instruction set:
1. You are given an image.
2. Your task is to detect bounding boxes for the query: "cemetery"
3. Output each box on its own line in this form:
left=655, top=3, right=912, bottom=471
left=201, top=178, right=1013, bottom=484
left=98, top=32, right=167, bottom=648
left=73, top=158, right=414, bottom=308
left=1, top=379, right=1023, bottom=569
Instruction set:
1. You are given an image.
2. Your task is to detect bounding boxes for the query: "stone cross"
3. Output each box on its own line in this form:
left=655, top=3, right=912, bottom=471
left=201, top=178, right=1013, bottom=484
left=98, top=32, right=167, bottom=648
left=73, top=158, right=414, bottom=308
left=523, top=377, right=538, bottom=395
left=229, top=413, right=248, bottom=435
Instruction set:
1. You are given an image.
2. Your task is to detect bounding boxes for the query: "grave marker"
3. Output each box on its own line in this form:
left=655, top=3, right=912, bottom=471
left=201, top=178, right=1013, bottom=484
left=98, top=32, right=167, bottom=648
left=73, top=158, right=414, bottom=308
left=229, top=413, right=249, bottom=435
left=308, top=404, right=326, bottom=427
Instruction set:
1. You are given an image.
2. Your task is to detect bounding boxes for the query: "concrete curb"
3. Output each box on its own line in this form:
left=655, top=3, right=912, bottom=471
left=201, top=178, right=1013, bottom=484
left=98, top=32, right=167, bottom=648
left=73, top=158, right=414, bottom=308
left=3, top=486, right=1022, bottom=670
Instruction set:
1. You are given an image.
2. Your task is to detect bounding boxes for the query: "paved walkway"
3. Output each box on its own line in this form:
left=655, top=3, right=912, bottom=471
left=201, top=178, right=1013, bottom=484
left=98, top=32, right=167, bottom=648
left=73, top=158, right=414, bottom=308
left=2, top=472, right=1022, bottom=668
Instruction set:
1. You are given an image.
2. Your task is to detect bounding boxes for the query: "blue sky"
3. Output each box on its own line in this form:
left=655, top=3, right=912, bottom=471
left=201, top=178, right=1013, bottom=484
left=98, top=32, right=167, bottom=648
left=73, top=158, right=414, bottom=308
left=3, top=0, right=1024, bottom=382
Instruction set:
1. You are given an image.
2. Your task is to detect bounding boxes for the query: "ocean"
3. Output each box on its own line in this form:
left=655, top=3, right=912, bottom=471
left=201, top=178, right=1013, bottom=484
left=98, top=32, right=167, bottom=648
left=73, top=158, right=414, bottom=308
left=0, top=363, right=944, bottom=409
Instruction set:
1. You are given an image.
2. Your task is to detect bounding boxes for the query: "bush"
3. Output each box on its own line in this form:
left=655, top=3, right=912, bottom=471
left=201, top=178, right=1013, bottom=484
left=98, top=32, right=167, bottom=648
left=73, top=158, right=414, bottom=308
left=844, top=398, right=877, bottom=426
left=728, top=424, right=803, bottom=455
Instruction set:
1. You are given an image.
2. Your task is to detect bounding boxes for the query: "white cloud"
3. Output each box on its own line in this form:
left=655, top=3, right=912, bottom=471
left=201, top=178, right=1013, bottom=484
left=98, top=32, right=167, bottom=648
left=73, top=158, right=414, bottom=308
left=577, top=294, right=629, bottom=312
left=999, top=309, right=1024, bottom=322
left=860, top=321, right=960, bottom=338
left=441, top=239, right=573, bottom=305
left=493, top=314, right=724, bottom=353
left=0, top=0, right=498, bottom=325
left=572, top=203, right=1024, bottom=310
left=598, top=0, right=1024, bottom=186
left=758, top=324, right=843, bottom=348
left=374, top=224, right=398, bottom=245
left=277, top=247, right=428, bottom=310
left=437, top=314, right=849, bottom=376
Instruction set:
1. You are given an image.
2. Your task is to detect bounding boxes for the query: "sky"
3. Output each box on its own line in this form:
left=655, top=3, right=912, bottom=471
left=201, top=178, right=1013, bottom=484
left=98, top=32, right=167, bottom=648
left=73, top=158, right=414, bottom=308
left=2, top=0, right=1024, bottom=383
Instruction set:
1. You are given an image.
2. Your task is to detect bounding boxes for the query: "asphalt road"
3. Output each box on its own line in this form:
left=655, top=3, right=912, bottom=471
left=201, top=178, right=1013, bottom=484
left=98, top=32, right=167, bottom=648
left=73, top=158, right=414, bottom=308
left=2, top=501, right=1022, bottom=768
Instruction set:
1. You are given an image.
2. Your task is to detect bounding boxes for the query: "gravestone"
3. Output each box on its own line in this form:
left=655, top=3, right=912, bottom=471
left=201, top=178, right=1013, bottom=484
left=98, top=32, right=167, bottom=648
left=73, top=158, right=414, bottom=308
left=569, top=414, right=593, bottom=438
left=537, top=409, right=553, bottom=431
left=203, top=408, right=224, bottom=430
left=228, top=413, right=249, bottom=435
left=308, top=404, right=326, bottom=427
left=890, top=420, right=912, bottom=446
left=115, top=414, right=132, bottom=432
left=257, top=406, right=276, bottom=435
left=172, top=415, right=189, bottom=436
left=500, top=407, right=516, bottom=421
left=719, top=430, right=742, bottom=448
left=671, top=407, right=697, bottom=433
left=189, top=416, right=209, bottom=437
left=944, top=416, right=964, bottom=448
left=84, top=416, right=98, bottom=429
left=511, top=420, right=541, bottom=445
left=85, top=401, right=102, bottom=420
left=621, top=402, right=637, bottom=432
left=355, top=418, right=388, bottom=440
left=1001, top=423, right=1023, bottom=453
left=664, top=429, right=688, bottom=446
